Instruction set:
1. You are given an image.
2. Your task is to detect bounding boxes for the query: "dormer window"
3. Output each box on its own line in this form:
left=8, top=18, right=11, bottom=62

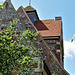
left=28, top=13, right=37, bottom=25
left=24, top=6, right=39, bottom=25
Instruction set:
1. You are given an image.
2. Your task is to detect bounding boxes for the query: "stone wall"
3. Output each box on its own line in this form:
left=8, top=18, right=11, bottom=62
left=0, top=0, right=69, bottom=74
left=0, top=1, right=26, bottom=32
left=17, top=6, right=69, bottom=75
left=49, top=54, right=69, bottom=75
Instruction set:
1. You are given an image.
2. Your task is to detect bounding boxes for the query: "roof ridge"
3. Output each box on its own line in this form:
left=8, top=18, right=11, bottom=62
left=40, top=19, right=54, bottom=21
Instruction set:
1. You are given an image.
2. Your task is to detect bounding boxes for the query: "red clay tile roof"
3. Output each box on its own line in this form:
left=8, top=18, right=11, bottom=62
left=35, top=19, right=62, bottom=37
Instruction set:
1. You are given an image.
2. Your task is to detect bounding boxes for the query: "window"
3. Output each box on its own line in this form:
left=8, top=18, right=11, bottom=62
left=28, top=13, right=37, bottom=25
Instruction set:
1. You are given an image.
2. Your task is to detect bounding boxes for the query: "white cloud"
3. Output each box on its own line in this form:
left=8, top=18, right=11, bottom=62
left=64, top=40, right=75, bottom=58
left=71, top=74, right=75, bottom=75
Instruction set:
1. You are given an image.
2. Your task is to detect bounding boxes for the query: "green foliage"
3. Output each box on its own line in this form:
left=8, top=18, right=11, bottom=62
left=52, top=72, right=55, bottom=75
left=0, top=20, right=39, bottom=75
left=71, top=35, right=75, bottom=42
left=0, top=1, right=3, bottom=10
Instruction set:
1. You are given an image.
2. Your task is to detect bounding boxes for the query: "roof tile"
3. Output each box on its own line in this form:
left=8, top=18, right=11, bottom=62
left=35, top=19, right=62, bottom=37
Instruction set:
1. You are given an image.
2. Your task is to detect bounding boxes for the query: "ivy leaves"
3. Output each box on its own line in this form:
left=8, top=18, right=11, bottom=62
left=0, top=20, right=39, bottom=75
left=0, top=1, right=3, bottom=10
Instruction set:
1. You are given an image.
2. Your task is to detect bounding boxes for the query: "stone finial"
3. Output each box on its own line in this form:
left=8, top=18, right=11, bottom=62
left=6, top=0, right=11, bottom=2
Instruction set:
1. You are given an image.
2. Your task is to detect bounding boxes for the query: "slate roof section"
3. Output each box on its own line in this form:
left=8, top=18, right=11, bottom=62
left=36, top=19, right=62, bottom=37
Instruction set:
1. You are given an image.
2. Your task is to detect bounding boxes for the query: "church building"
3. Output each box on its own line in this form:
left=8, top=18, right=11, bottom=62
left=0, top=0, right=70, bottom=75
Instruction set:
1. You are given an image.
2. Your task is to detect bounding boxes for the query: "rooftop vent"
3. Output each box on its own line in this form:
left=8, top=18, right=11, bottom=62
left=55, top=17, right=62, bottom=21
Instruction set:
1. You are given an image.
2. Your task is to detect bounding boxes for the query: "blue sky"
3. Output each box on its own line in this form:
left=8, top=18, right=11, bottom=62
left=1, top=0, right=75, bottom=75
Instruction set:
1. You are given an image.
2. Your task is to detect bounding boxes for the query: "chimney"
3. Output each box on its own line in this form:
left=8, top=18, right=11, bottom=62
left=55, top=17, right=62, bottom=21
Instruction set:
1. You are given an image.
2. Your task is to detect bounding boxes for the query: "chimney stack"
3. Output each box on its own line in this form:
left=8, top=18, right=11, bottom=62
left=55, top=17, right=62, bottom=21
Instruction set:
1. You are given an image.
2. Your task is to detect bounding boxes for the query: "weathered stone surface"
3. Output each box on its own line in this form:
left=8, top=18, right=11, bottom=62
left=0, top=0, right=69, bottom=74
left=49, top=53, right=69, bottom=75
left=0, top=1, right=26, bottom=32
left=44, top=38, right=64, bottom=67
left=17, top=6, right=69, bottom=75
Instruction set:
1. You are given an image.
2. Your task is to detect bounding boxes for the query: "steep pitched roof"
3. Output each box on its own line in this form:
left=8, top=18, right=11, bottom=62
left=17, top=6, right=69, bottom=75
left=36, top=19, right=62, bottom=37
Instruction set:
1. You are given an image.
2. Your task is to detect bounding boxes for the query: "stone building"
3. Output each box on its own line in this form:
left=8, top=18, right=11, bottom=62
left=0, top=0, right=70, bottom=75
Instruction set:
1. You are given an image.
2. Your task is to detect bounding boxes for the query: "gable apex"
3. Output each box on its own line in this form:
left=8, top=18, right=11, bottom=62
left=6, top=0, right=11, bottom=2
left=0, top=1, right=26, bottom=32
left=24, top=6, right=36, bottom=12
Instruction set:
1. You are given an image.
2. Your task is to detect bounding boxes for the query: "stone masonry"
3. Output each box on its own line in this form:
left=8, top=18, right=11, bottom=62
left=0, top=0, right=70, bottom=75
